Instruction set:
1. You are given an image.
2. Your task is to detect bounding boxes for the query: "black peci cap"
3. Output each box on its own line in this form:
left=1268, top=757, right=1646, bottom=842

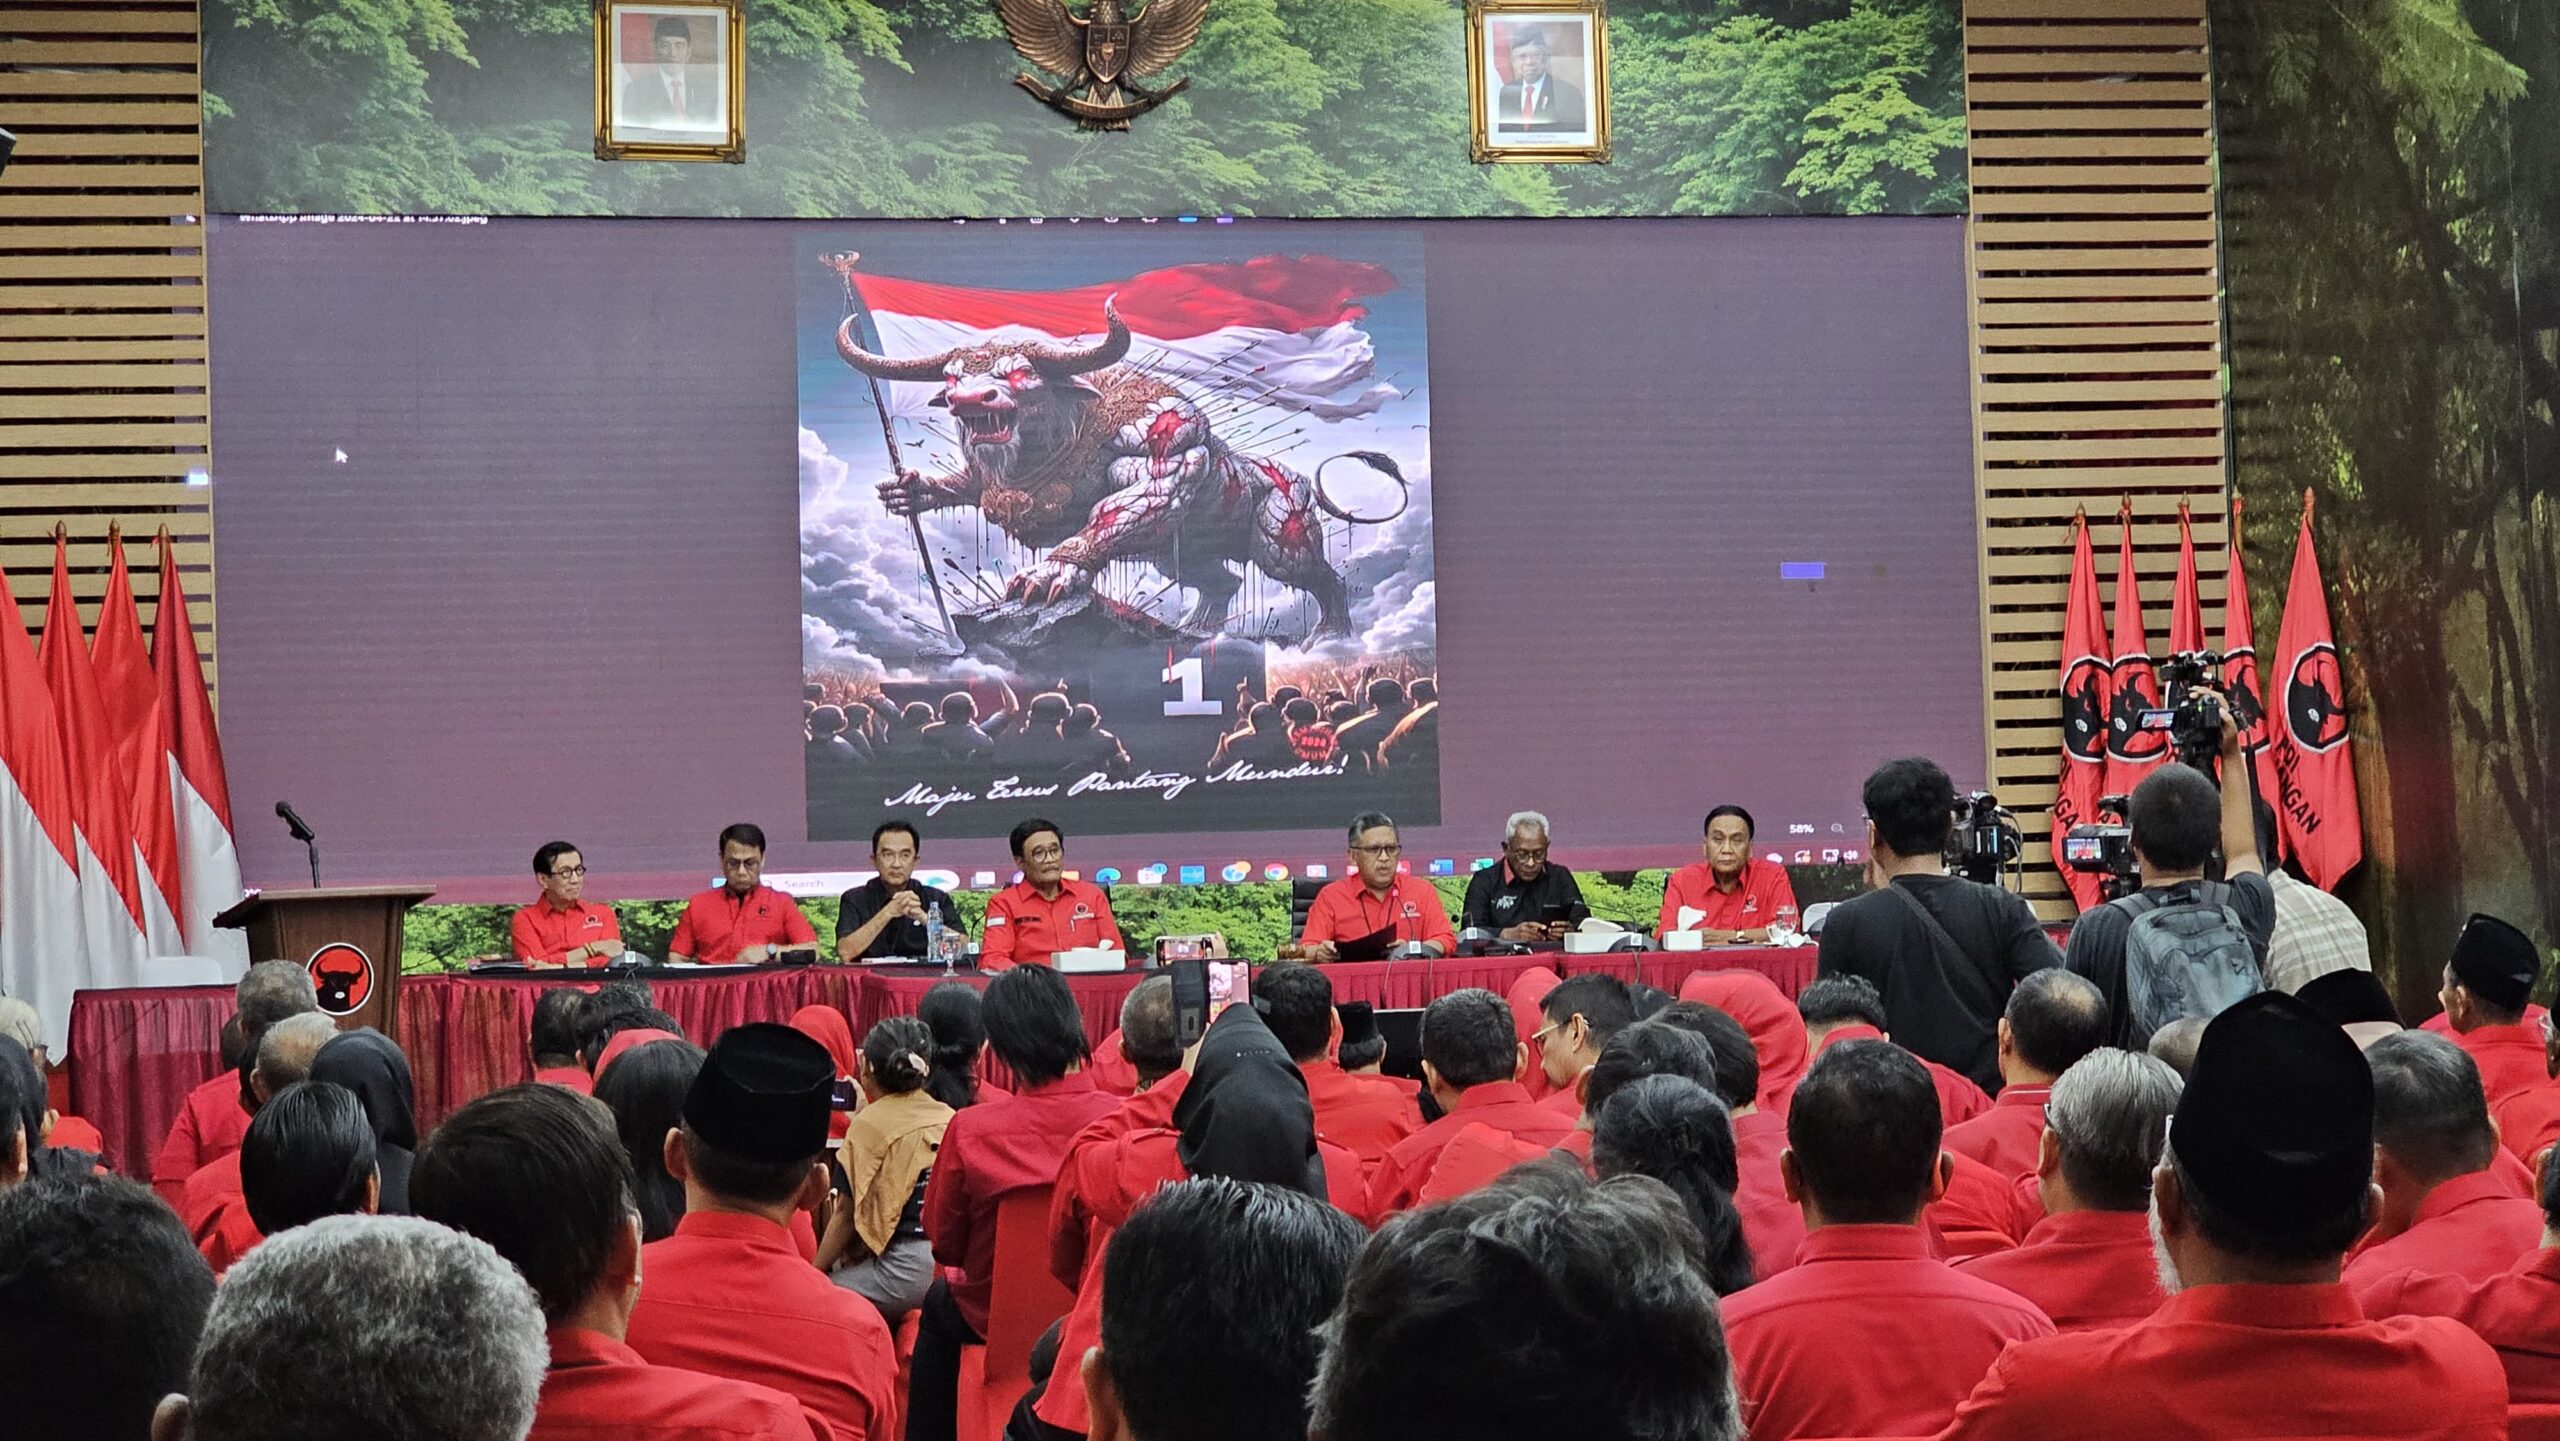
left=682, top=1023, right=834, bottom=1164
left=2295, top=968, right=2400, bottom=1028
left=2449, top=914, right=2541, bottom=1014
left=2170, top=991, right=2372, bottom=1235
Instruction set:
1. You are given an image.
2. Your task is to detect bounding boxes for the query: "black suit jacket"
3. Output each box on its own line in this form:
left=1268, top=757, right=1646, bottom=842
left=1495, top=74, right=1586, bottom=132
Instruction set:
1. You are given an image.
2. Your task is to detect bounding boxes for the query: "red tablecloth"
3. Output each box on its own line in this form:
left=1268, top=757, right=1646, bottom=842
left=66, top=946, right=1818, bottom=1180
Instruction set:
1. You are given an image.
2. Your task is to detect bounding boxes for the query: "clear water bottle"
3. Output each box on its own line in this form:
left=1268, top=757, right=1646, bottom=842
left=926, top=908, right=949, bottom=974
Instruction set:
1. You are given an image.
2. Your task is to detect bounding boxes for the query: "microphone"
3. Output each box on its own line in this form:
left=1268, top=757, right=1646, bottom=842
left=276, top=801, right=320, bottom=885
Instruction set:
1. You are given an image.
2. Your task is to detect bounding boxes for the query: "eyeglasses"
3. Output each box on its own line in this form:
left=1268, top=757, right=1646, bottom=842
left=548, top=866, right=587, bottom=879
left=1024, top=846, right=1064, bottom=862
left=1352, top=844, right=1403, bottom=858
left=1507, top=845, right=1549, bottom=862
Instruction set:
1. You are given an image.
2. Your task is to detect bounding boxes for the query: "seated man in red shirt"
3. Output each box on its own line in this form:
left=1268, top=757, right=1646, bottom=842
left=2355, top=1129, right=2560, bottom=1403
left=216, top=1079, right=384, bottom=1276
left=625, top=1023, right=895, bottom=1441
left=155, top=962, right=319, bottom=1202
left=2344, top=1029, right=2543, bottom=1308
left=1255, top=963, right=1419, bottom=1170
left=531, top=988, right=595, bottom=1094
left=513, top=840, right=623, bottom=968
left=413, top=1082, right=826, bottom=1441
left=1956, top=1048, right=2178, bottom=1331
left=1313, top=1162, right=1743, bottom=1441
left=1299, top=812, right=1455, bottom=960
left=180, top=1011, right=338, bottom=1265
left=980, top=816, right=1124, bottom=970
left=911, top=965, right=1119, bottom=1441
left=666, top=823, right=819, bottom=964
left=1940, top=991, right=2508, bottom=1441
left=1721, top=1040, right=2053, bottom=1440
left=2437, top=912, right=2549, bottom=1110
left=1797, top=973, right=1992, bottom=1127
left=1945, top=969, right=2110, bottom=1183
left=1657, top=804, right=1799, bottom=943
left=1367, top=988, right=1579, bottom=1216
left=1532, top=973, right=1640, bottom=1119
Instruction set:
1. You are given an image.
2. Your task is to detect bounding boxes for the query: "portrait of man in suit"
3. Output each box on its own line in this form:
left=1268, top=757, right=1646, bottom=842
left=1493, top=25, right=1587, bottom=134
left=619, top=14, right=723, bottom=131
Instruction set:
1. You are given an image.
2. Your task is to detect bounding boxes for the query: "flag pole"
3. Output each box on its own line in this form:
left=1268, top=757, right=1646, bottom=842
left=823, top=251, right=957, bottom=649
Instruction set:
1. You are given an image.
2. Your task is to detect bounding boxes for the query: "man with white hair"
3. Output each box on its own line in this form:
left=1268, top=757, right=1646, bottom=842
left=1458, top=811, right=1589, bottom=942
left=177, top=1011, right=339, bottom=1269
left=154, top=960, right=319, bottom=1202
left=0, top=996, right=102, bottom=1154
left=149, top=1214, right=546, bottom=1441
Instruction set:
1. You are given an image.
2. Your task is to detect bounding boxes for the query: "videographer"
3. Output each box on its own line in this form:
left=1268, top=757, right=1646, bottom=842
left=2063, top=692, right=2273, bottom=1050
left=1815, top=758, right=2062, bottom=1093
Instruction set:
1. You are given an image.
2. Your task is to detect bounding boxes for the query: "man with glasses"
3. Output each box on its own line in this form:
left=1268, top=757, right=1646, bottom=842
left=1299, top=812, right=1454, bottom=962
left=1458, top=811, right=1589, bottom=942
left=512, top=840, right=623, bottom=968
left=666, top=823, right=819, bottom=964
left=979, top=816, right=1123, bottom=970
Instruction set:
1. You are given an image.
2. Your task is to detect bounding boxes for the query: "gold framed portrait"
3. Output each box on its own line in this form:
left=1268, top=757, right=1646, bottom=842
left=595, top=0, right=745, bottom=162
left=1467, top=0, right=1611, bottom=164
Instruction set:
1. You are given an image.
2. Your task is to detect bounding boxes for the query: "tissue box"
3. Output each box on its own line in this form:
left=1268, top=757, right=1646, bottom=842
left=1562, top=931, right=1621, bottom=955
left=1054, top=948, right=1127, bottom=974
left=1663, top=930, right=1705, bottom=953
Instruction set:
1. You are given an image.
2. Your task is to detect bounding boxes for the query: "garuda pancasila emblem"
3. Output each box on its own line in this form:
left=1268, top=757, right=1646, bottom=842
left=995, top=0, right=1208, bottom=131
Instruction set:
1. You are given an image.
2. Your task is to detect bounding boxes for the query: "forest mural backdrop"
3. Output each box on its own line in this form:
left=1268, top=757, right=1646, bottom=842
left=2213, top=0, right=2559, bottom=1005
left=199, top=0, right=1967, bottom=218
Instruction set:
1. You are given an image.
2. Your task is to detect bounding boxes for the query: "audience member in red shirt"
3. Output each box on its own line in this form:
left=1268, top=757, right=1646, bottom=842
left=1719, top=1039, right=2055, bottom=1440
left=980, top=818, right=1125, bottom=969
left=1256, top=965, right=1419, bottom=1170
left=2439, top=912, right=2550, bottom=1110
left=2344, top=1029, right=2545, bottom=1308
left=1591, top=1071, right=1757, bottom=1295
left=1298, top=813, right=1456, bottom=959
left=1678, top=969, right=1811, bottom=1112
left=1366, top=988, right=1578, bottom=1217
left=622, top=1024, right=894, bottom=1441
left=1657, top=806, right=1800, bottom=942
left=666, top=824, right=819, bottom=964
left=180, top=1012, right=338, bottom=1256
left=529, top=987, right=595, bottom=1096
left=156, top=962, right=319, bottom=1201
left=512, top=842, right=624, bottom=967
left=1945, top=969, right=2110, bottom=1183
left=1531, top=973, right=1641, bottom=1118
left=1800, top=974, right=1993, bottom=1127
left=2355, top=1153, right=2560, bottom=1406
left=1939, top=992, right=2507, bottom=1441
left=1655, top=1000, right=1805, bottom=1276
left=411, top=1081, right=829, bottom=1441
left=911, top=965, right=1120, bottom=1441
left=216, top=1078, right=385, bottom=1276
left=1311, top=1162, right=1744, bottom=1441
left=1956, top=1048, right=2178, bottom=1331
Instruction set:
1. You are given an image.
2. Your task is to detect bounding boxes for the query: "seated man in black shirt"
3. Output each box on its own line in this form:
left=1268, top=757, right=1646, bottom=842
left=2064, top=696, right=2273, bottom=1049
left=835, top=820, right=966, bottom=961
left=1458, top=811, right=1589, bottom=942
left=1814, top=757, right=2062, bottom=1091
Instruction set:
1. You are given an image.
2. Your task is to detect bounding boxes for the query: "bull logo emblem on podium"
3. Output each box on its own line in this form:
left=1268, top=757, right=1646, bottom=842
left=308, top=943, right=374, bottom=1016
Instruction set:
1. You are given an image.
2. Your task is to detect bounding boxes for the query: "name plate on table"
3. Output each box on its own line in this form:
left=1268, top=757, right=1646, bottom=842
left=1055, top=948, right=1128, bottom=974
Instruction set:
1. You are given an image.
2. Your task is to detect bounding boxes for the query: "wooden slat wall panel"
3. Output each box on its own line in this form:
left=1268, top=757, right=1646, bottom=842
left=1962, top=0, right=2228, bottom=918
left=0, top=1, right=215, bottom=688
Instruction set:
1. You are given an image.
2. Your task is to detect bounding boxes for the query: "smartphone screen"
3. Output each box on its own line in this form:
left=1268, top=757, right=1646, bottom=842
left=1207, top=960, right=1250, bottom=1020
left=830, top=1077, right=859, bottom=1111
left=1157, top=936, right=1203, bottom=963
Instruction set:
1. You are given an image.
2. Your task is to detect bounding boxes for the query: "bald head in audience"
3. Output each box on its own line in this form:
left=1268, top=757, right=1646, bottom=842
left=2146, top=1016, right=2207, bottom=1079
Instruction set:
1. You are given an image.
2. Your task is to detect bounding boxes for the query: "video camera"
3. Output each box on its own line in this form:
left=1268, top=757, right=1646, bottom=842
left=2061, top=793, right=2139, bottom=902
left=2143, top=649, right=2227, bottom=772
left=1945, top=790, right=2022, bottom=888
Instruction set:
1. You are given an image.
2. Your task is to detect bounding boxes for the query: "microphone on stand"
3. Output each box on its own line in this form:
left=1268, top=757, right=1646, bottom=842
left=276, top=801, right=320, bottom=886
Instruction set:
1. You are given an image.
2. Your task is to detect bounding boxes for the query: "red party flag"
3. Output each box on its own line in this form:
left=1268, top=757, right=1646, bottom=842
left=2269, top=491, right=2363, bottom=888
left=2219, top=495, right=2282, bottom=853
left=2051, top=510, right=2114, bottom=913
left=2104, top=501, right=2168, bottom=798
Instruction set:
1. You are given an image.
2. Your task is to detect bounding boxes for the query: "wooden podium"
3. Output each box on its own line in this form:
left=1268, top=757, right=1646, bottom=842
left=212, top=885, right=437, bottom=1037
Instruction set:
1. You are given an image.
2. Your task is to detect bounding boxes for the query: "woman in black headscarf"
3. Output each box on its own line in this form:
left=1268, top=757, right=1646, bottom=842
left=310, top=1028, right=418, bottom=1213
left=1172, top=1003, right=1332, bottom=1198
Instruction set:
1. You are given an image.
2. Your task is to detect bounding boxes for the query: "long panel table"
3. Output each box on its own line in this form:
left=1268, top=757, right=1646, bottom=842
left=66, top=944, right=1818, bottom=1179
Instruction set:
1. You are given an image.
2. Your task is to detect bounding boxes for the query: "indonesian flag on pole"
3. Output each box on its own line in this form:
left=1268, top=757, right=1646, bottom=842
left=2270, top=491, right=2363, bottom=889
left=844, top=256, right=1403, bottom=422
left=154, top=533, right=247, bottom=969
left=2051, top=510, right=2113, bottom=913
left=2220, top=495, right=2283, bottom=854
left=2169, top=502, right=2205, bottom=655
left=2103, top=500, right=2169, bottom=797
left=92, top=529, right=187, bottom=956
left=37, top=532, right=147, bottom=991
left=0, top=558, right=88, bottom=1055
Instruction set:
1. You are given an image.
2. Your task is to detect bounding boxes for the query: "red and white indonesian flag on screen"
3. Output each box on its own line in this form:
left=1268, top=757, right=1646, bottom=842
left=0, top=560, right=87, bottom=1053
left=2271, top=492, right=2363, bottom=889
left=2052, top=512, right=2112, bottom=913
left=155, top=538, right=247, bottom=968
left=847, top=257, right=1401, bottom=422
